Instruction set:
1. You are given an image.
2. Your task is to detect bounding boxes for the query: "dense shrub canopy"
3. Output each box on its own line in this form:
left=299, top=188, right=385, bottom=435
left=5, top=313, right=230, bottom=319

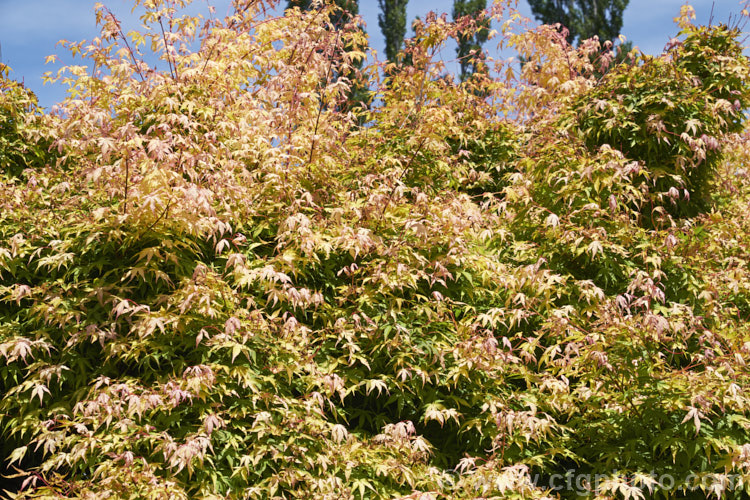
left=0, top=72, right=53, bottom=179
left=2, top=1, right=750, bottom=499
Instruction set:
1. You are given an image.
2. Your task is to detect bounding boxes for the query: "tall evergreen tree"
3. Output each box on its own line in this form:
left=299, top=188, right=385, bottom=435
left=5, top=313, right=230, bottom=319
left=452, top=0, right=489, bottom=81
left=378, top=0, right=409, bottom=64
left=527, top=0, right=630, bottom=46
left=287, top=0, right=312, bottom=9
left=286, top=0, right=368, bottom=112
left=287, top=0, right=359, bottom=28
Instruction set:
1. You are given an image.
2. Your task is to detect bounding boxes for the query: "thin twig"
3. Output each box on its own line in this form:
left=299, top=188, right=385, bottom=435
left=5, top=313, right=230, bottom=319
left=308, top=31, right=341, bottom=172
left=159, top=17, right=177, bottom=80
left=377, top=134, right=428, bottom=226
left=123, top=155, right=130, bottom=214
left=137, top=197, right=173, bottom=240
left=105, top=8, right=146, bottom=82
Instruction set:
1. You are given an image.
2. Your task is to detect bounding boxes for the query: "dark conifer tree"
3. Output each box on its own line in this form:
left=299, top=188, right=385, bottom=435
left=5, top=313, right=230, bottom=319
left=286, top=0, right=368, bottom=112
left=378, top=0, right=409, bottom=64
left=287, top=0, right=358, bottom=29
left=527, top=0, right=630, bottom=46
left=452, top=0, right=489, bottom=81
left=287, top=0, right=313, bottom=9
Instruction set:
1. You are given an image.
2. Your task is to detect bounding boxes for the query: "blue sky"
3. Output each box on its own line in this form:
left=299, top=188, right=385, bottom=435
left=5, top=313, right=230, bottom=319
left=0, top=0, right=747, bottom=108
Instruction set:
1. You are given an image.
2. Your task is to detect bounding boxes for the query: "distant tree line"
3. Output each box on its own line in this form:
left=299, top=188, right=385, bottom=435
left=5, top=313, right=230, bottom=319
left=527, top=0, right=630, bottom=46
left=287, top=0, right=630, bottom=80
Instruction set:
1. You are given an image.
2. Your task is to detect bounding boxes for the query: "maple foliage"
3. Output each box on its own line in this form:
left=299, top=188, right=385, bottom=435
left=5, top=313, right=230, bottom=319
left=1, top=1, right=750, bottom=499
